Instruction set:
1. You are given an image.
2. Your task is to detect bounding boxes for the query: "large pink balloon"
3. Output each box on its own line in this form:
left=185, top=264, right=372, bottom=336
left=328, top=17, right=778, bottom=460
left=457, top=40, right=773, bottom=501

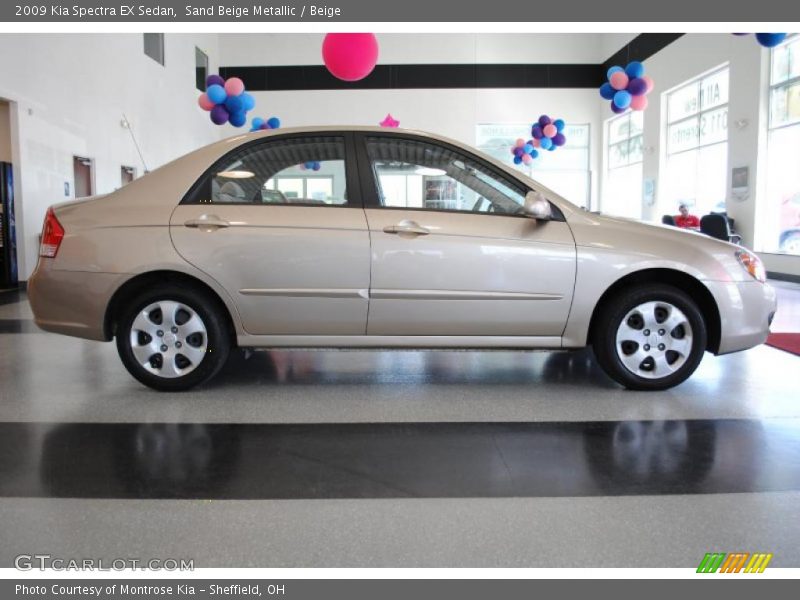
left=224, top=77, right=245, bottom=96
left=642, top=75, right=655, bottom=94
left=609, top=71, right=629, bottom=91
left=522, top=153, right=533, bottom=165
left=543, top=124, right=557, bottom=138
left=515, top=138, right=525, bottom=147
left=197, top=93, right=215, bottom=111
left=630, top=95, right=649, bottom=111
left=322, top=33, right=379, bottom=82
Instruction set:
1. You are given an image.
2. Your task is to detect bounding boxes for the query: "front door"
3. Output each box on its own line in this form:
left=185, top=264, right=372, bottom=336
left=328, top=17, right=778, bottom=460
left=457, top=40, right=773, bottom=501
left=170, top=134, right=370, bottom=336
left=358, top=133, right=576, bottom=337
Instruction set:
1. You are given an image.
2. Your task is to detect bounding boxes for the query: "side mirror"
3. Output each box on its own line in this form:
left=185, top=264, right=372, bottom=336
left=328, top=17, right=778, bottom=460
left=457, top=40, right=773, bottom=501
left=522, top=191, right=552, bottom=221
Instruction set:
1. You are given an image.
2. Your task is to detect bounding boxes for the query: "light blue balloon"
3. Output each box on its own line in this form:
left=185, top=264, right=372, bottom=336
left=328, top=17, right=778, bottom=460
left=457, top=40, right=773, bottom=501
left=266, top=117, right=281, bottom=129
left=625, top=61, right=644, bottom=78
left=607, top=65, right=624, bottom=80
left=540, top=137, right=553, bottom=150
left=241, top=92, right=256, bottom=111
left=553, top=119, right=565, bottom=132
left=613, top=90, right=632, bottom=109
left=523, top=143, right=534, bottom=154
left=206, top=84, right=226, bottom=105
left=252, top=117, right=264, bottom=129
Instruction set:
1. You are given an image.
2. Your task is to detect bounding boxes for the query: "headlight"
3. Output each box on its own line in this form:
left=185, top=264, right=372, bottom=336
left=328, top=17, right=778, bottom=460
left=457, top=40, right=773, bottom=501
left=735, top=249, right=766, bottom=283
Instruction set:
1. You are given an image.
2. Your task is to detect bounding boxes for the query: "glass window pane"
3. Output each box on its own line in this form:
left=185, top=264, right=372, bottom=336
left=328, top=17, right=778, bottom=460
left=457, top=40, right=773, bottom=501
left=668, top=81, right=699, bottom=122
left=628, top=135, right=644, bottom=164
left=790, top=38, right=800, bottom=80
left=603, top=163, right=643, bottom=219
left=771, top=81, right=800, bottom=128
left=699, top=106, right=728, bottom=146
left=367, top=137, right=526, bottom=214
left=629, top=111, right=644, bottom=135
left=700, top=69, right=729, bottom=112
left=608, top=141, right=629, bottom=169
left=668, top=117, right=700, bottom=154
left=765, top=124, right=800, bottom=254
left=608, top=114, right=632, bottom=145
left=209, top=136, right=348, bottom=205
left=772, top=42, right=792, bottom=85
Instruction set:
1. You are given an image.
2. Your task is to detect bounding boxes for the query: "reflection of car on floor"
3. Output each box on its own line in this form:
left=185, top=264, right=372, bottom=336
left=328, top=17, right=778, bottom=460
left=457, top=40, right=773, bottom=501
left=779, top=192, right=800, bottom=254
left=28, top=127, right=776, bottom=392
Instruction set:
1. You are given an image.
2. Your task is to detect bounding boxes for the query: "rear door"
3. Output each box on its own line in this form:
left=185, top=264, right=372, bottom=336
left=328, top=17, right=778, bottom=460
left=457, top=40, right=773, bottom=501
left=170, top=133, right=370, bottom=336
left=356, top=133, right=576, bottom=337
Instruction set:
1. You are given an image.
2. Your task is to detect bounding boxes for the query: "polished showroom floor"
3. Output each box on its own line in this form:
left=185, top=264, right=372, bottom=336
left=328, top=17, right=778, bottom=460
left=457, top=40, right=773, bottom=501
left=0, top=281, right=798, bottom=567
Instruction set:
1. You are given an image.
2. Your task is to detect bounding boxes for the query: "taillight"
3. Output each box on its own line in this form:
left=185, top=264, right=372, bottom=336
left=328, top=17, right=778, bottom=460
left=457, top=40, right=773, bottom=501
left=39, top=207, right=65, bottom=258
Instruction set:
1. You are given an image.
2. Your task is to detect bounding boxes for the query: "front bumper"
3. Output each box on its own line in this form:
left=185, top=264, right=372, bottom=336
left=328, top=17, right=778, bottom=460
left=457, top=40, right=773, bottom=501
left=28, top=261, right=123, bottom=341
left=705, top=279, right=777, bottom=355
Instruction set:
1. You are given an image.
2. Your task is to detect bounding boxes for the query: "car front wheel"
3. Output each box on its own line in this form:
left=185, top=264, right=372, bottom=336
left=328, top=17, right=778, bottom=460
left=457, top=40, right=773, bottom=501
left=115, top=285, right=231, bottom=391
left=592, top=284, right=707, bottom=391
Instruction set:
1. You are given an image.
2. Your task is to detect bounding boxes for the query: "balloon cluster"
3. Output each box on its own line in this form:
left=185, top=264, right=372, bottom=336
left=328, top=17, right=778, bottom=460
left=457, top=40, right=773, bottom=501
left=531, top=115, right=566, bottom=151
left=198, top=75, right=255, bottom=127
left=733, top=33, right=787, bottom=48
left=300, top=161, right=321, bottom=171
left=600, top=62, right=654, bottom=114
left=249, top=117, right=282, bottom=132
left=511, top=138, right=539, bottom=166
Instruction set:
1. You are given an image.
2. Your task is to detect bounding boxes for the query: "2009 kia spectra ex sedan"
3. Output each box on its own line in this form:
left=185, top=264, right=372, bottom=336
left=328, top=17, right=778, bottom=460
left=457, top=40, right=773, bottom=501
left=28, top=127, right=777, bottom=391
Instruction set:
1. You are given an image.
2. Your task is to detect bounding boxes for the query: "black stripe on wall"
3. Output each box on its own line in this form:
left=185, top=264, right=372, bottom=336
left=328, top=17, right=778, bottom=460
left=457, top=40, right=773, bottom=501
left=220, top=34, right=684, bottom=92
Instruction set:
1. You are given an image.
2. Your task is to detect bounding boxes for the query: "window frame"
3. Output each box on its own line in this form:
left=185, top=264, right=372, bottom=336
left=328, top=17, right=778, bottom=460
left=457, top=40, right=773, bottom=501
left=180, top=132, right=362, bottom=209
left=353, top=132, right=565, bottom=221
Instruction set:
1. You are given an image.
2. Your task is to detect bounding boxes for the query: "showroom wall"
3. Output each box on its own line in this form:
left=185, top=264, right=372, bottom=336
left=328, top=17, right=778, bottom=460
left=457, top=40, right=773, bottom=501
left=599, top=33, right=799, bottom=276
left=218, top=33, right=607, bottom=211
left=0, top=33, right=220, bottom=280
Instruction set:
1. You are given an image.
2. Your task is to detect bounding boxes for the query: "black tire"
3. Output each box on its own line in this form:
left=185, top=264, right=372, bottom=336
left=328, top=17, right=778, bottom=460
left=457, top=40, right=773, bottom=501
left=115, top=283, right=231, bottom=391
left=592, top=284, right=707, bottom=391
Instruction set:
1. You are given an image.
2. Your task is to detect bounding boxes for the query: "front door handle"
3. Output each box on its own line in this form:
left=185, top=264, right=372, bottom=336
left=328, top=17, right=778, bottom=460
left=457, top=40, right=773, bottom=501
left=184, top=215, right=230, bottom=231
left=383, top=220, right=430, bottom=236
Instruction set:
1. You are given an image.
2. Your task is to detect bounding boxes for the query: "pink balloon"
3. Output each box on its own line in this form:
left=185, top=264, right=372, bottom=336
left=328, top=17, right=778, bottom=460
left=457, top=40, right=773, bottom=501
left=522, top=153, right=533, bottom=165
left=543, top=124, right=557, bottom=138
left=197, top=93, right=215, bottom=111
left=630, top=95, right=649, bottom=111
left=515, top=138, right=525, bottom=147
left=642, top=75, right=655, bottom=94
left=322, top=33, right=379, bottom=82
left=532, top=138, right=541, bottom=148
left=609, top=71, right=629, bottom=91
left=224, top=77, right=245, bottom=96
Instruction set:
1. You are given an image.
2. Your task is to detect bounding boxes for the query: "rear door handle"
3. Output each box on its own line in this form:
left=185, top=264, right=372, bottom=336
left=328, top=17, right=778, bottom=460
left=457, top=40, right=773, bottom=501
left=184, top=215, right=230, bottom=230
left=383, top=221, right=430, bottom=236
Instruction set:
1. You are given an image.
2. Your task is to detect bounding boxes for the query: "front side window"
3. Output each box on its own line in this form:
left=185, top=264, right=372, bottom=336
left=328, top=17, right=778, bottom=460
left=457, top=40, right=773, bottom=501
left=366, top=137, right=527, bottom=215
left=188, top=136, right=348, bottom=206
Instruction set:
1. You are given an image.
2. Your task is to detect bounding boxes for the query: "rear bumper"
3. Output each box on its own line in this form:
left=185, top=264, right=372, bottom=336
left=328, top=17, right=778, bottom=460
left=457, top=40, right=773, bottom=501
left=28, top=262, right=122, bottom=341
left=706, top=279, right=777, bottom=355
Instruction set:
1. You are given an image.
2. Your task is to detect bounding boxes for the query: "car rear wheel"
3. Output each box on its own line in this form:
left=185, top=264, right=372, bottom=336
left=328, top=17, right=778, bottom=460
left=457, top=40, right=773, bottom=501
left=115, top=285, right=231, bottom=391
left=592, top=284, right=707, bottom=391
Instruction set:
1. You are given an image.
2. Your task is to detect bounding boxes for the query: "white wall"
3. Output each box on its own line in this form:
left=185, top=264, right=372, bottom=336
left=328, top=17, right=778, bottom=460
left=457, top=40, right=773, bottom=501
left=597, top=33, right=800, bottom=277
left=0, top=33, right=222, bottom=280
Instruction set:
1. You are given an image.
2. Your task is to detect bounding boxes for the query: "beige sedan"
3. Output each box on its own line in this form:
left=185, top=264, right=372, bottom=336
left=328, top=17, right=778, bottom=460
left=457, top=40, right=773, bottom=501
left=28, top=127, right=776, bottom=391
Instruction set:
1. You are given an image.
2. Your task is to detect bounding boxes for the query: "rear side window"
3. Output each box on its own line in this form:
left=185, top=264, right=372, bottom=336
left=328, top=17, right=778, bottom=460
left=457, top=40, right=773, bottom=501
left=185, top=136, right=348, bottom=206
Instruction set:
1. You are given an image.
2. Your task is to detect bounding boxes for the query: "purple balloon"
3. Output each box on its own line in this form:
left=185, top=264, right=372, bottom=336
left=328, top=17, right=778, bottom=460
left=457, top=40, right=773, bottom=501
left=206, top=74, right=225, bottom=88
left=610, top=100, right=626, bottom=115
left=513, top=147, right=525, bottom=158
left=627, top=77, right=648, bottom=96
left=538, top=115, right=551, bottom=127
left=531, top=125, right=544, bottom=139
left=553, top=133, right=566, bottom=146
left=210, top=105, right=229, bottom=125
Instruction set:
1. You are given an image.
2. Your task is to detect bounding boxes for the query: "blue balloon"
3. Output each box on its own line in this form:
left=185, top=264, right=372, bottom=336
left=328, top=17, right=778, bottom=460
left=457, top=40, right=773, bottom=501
left=266, top=117, right=281, bottom=129
left=599, top=82, right=616, bottom=100
left=206, top=84, right=226, bottom=105
left=755, top=33, right=787, bottom=48
left=553, top=119, right=565, bottom=132
left=607, top=65, right=624, bottom=80
left=547, top=145, right=556, bottom=151
left=225, top=95, right=243, bottom=114
left=251, top=117, right=264, bottom=130
left=241, top=92, right=256, bottom=111
left=613, top=90, right=632, bottom=109
left=531, top=149, right=539, bottom=159
left=513, top=155, right=523, bottom=165
left=304, top=161, right=315, bottom=169
left=523, top=143, right=534, bottom=154
left=228, top=111, right=247, bottom=127
left=625, top=61, right=645, bottom=78
left=540, top=137, right=553, bottom=150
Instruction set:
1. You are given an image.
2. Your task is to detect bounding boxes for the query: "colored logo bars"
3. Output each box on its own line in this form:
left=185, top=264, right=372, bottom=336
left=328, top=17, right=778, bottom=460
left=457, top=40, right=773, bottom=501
left=697, top=552, right=773, bottom=573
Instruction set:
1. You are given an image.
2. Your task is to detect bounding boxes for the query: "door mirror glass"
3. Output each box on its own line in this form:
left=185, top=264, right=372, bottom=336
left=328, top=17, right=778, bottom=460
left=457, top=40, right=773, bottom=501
left=523, top=191, right=553, bottom=221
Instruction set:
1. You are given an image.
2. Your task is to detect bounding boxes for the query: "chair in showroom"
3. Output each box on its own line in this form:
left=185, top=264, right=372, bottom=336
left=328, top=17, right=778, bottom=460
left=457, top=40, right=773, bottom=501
left=700, top=213, right=742, bottom=244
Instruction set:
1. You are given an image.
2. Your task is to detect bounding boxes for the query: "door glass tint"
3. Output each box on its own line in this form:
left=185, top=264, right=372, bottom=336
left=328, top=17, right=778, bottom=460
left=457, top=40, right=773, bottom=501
left=201, top=136, right=348, bottom=206
left=366, top=137, right=527, bottom=215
